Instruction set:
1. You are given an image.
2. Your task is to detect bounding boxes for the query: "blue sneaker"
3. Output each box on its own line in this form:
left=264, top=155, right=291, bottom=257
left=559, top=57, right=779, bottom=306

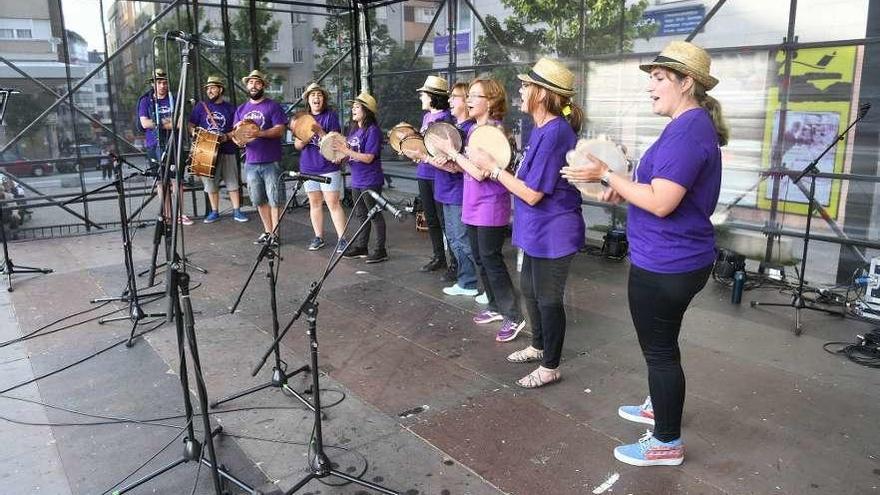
left=233, top=209, right=249, bottom=222
left=335, top=238, right=348, bottom=254
left=203, top=211, right=220, bottom=224
left=618, top=396, right=655, bottom=426
left=614, top=430, right=684, bottom=466
left=308, top=237, right=325, bottom=251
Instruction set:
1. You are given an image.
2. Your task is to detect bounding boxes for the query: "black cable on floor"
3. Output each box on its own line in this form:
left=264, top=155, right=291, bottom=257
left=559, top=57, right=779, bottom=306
left=823, top=327, right=880, bottom=369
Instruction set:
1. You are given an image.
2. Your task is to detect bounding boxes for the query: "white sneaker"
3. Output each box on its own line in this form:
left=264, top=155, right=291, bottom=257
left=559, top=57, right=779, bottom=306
left=475, top=292, right=489, bottom=305
left=442, top=284, right=479, bottom=297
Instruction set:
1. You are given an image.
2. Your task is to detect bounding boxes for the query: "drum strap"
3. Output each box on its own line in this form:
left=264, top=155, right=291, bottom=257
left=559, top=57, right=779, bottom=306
left=201, top=102, right=219, bottom=130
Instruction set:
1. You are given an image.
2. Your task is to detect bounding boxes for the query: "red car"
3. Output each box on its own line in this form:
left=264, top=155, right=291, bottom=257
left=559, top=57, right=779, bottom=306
left=0, top=150, right=54, bottom=177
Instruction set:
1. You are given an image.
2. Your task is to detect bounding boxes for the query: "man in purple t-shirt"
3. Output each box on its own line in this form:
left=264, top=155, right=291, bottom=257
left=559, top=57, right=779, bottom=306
left=188, top=76, right=248, bottom=224
left=233, top=70, right=287, bottom=243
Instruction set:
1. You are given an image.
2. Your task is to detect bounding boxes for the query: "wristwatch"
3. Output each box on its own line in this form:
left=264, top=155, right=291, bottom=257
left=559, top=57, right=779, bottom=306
left=599, top=170, right=612, bottom=187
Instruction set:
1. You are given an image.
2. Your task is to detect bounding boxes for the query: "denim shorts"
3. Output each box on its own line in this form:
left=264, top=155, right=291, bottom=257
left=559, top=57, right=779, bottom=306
left=245, top=161, right=285, bottom=207
left=302, top=170, right=343, bottom=194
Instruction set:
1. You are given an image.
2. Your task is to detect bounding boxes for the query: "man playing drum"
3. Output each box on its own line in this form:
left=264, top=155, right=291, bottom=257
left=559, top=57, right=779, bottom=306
left=188, top=76, right=248, bottom=223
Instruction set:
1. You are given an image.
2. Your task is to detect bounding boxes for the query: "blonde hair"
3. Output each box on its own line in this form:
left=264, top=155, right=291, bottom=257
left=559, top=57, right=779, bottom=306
left=666, top=68, right=729, bottom=146
left=469, top=77, right=507, bottom=122
left=525, top=86, right=584, bottom=133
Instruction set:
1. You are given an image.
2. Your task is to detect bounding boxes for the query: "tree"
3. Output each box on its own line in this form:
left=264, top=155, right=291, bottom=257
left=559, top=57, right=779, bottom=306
left=372, top=45, right=433, bottom=131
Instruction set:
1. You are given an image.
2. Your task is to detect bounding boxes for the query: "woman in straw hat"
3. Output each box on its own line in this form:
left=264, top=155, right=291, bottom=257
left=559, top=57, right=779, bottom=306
left=293, top=82, right=347, bottom=252
left=333, top=92, right=388, bottom=263
left=466, top=59, right=585, bottom=388
left=562, top=41, right=728, bottom=466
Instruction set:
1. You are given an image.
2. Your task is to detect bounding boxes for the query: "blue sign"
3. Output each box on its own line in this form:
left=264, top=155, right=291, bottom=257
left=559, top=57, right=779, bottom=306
left=644, top=6, right=706, bottom=36
left=434, top=32, right=470, bottom=56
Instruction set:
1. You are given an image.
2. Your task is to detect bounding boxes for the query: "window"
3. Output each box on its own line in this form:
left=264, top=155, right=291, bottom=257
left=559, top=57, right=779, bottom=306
left=415, top=7, right=436, bottom=24
left=268, top=81, right=283, bottom=94
left=16, top=29, right=31, bottom=39
left=293, top=86, right=305, bottom=99
left=96, top=97, right=108, bottom=106
left=375, top=7, right=387, bottom=20
left=293, top=48, right=303, bottom=63
left=272, top=40, right=279, bottom=51
left=0, top=29, right=13, bottom=39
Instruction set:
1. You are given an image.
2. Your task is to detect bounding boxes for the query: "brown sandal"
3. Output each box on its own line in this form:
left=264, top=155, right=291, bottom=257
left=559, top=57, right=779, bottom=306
left=506, top=346, right=544, bottom=363
left=516, top=366, right=561, bottom=389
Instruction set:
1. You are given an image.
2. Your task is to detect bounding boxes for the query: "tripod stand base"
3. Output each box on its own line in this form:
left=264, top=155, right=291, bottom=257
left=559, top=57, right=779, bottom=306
left=750, top=297, right=843, bottom=335
left=210, top=365, right=316, bottom=414
left=1, top=261, right=53, bottom=292
left=285, top=449, right=398, bottom=495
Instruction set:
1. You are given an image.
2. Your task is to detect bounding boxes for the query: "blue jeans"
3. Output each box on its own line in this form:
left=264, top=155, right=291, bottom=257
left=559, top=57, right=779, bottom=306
left=442, top=203, right=476, bottom=290
left=245, top=161, right=285, bottom=207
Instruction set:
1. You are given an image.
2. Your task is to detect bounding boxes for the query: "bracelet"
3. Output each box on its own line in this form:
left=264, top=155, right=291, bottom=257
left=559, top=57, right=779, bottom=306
left=490, top=166, right=503, bottom=181
left=600, top=170, right=612, bottom=187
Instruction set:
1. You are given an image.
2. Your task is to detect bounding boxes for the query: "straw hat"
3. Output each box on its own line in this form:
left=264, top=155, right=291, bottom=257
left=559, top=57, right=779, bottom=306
left=203, top=75, right=224, bottom=88
left=349, top=91, right=378, bottom=115
left=416, top=75, right=449, bottom=95
left=148, top=68, right=168, bottom=82
left=241, top=69, right=269, bottom=86
left=639, top=41, right=718, bottom=90
left=517, top=58, right=575, bottom=97
left=303, top=82, right=329, bottom=100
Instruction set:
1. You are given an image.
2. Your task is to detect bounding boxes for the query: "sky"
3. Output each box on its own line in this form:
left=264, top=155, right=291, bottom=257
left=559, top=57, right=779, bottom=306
left=61, top=0, right=106, bottom=51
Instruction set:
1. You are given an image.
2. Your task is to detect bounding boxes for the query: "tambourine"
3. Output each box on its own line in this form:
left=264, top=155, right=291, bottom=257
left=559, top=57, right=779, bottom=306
left=290, top=111, right=323, bottom=142
left=388, top=122, right=418, bottom=154
left=400, top=135, right=428, bottom=159
left=423, top=122, right=463, bottom=158
left=232, top=119, right=260, bottom=147
left=468, top=124, right=513, bottom=170
left=565, top=138, right=628, bottom=199
left=319, top=131, right=348, bottom=162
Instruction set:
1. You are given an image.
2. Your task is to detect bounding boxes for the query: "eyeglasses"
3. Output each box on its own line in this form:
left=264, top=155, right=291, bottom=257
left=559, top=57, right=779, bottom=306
left=466, top=93, right=487, bottom=99
left=450, top=93, right=466, bottom=99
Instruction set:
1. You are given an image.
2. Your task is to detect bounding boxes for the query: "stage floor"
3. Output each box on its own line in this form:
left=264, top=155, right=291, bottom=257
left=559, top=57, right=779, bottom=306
left=1, top=204, right=877, bottom=495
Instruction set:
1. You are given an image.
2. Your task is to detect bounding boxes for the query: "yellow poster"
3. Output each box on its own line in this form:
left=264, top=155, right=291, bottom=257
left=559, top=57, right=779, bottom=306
left=758, top=46, right=857, bottom=217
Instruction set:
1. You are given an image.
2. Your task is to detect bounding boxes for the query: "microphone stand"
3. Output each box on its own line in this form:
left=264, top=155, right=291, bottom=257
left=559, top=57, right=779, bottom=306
left=252, top=192, right=400, bottom=495
left=115, top=37, right=256, bottom=495
left=751, top=103, right=870, bottom=334
left=0, top=88, right=52, bottom=291
left=87, top=156, right=166, bottom=347
left=211, top=177, right=315, bottom=413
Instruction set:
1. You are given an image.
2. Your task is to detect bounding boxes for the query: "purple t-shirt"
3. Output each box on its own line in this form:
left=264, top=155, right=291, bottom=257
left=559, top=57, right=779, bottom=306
left=234, top=98, right=287, bottom=164
left=433, top=119, right=473, bottom=205
left=300, top=109, right=342, bottom=175
left=137, top=92, right=173, bottom=149
left=189, top=100, right=237, bottom=154
left=417, top=110, right=452, bottom=180
left=512, top=117, right=584, bottom=258
left=347, top=124, right=384, bottom=189
left=462, top=122, right=511, bottom=227
left=627, top=107, right=721, bottom=273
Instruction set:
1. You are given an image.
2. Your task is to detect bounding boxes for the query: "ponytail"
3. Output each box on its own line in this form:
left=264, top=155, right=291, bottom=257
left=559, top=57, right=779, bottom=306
left=694, top=85, right=728, bottom=146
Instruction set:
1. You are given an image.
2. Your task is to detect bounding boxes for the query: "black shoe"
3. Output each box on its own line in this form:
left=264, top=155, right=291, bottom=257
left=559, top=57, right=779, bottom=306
left=420, top=257, right=446, bottom=272
left=254, top=232, right=270, bottom=245
left=365, top=250, right=388, bottom=264
left=440, top=266, right=457, bottom=282
left=343, top=247, right=368, bottom=259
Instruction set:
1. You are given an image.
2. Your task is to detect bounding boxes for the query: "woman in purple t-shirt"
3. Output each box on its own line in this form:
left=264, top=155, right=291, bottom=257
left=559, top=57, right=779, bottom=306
left=292, top=83, right=347, bottom=252
left=562, top=41, right=728, bottom=467
left=468, top=60, right=585, bottom=389
left=430, top=78, right=525, bottom=343
left=335, top=92, right=388, bottom=264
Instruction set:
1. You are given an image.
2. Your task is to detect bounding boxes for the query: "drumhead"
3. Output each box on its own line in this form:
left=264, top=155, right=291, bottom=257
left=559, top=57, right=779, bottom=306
left=423, top=122, right=462, bottom=157
left=291, top=111, right=321, bottom=142
left=232, top=119, right=260, bottom=146
left=388, top=122, right=417, bottom=153
left=566, top=138, right=628, bottom=200
left=319, top=131, right=348, bottom=162
left=468, top=125, right=511, bottom=168
left=400, top=135, right=427, bottom=158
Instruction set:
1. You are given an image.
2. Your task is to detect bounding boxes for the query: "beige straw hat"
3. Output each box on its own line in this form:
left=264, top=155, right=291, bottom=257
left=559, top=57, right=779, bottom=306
left=639, top=41, right=718, bottom=90
left=303, top=82, right=330, bottom=100
left=416, top=75, right=449, bottom=95
left=348, top=91, right=378, bottom=115
left=241, top=69, right=269, bottom=86
left=203, top=75, right=224, bottom=88
left=517, top=58, right=575, bottom=97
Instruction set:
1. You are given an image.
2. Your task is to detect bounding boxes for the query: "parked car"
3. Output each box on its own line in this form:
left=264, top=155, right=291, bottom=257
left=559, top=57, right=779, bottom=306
left=0, top=150, right=54, bottom=177
left=56, top=144, right=104, bottom=173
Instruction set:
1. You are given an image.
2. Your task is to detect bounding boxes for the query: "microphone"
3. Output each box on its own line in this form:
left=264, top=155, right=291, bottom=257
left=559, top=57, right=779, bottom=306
left=165, top=30, right=224, bottom=48
left=0, top=88, right=20, bottom=94
left=285, top=171, right=331, bottom=184
left=366, top=189, right=405, bottom=220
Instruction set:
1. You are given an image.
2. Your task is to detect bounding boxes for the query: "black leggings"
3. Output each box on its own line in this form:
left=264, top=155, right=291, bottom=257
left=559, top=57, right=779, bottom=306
left=627, top=264, right=712, bottom=442
left=351, top=186, right=386, bottom=252
left=417, top=178, right=445, bottom=261
left=521, top=253, right=574, bottom=369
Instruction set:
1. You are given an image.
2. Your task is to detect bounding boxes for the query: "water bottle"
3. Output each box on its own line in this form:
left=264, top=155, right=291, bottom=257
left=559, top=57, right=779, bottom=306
left=731, top=270, right=745, bottom=304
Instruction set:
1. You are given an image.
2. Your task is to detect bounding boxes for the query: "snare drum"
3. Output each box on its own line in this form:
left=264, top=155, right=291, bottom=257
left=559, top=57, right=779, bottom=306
left=565, top=138, right=628, bottom=199
left=188, top=128, right=221, bottom=178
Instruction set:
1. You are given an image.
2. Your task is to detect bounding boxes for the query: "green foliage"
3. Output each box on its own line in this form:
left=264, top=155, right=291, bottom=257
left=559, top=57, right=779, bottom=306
left=372, top=45, right=432, bottom=131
